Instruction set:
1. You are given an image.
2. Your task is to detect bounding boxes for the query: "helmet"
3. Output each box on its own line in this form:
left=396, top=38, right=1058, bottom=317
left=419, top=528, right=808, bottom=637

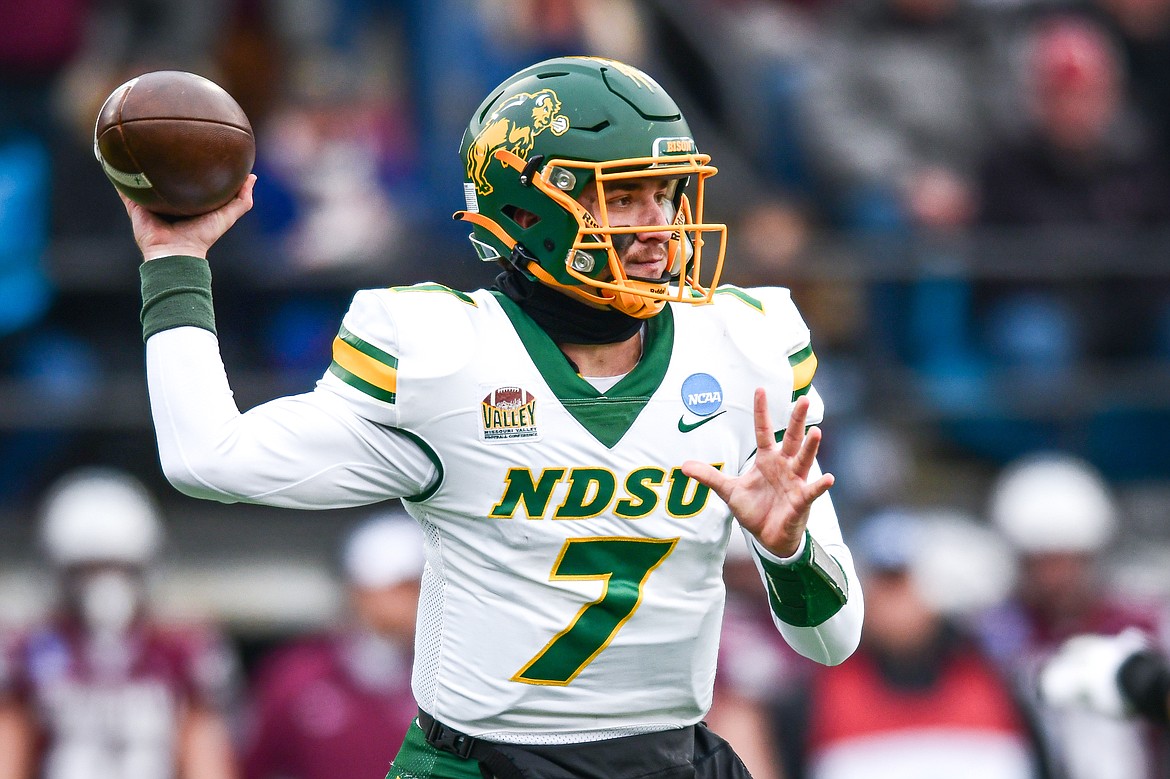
left=989, top=453, right=1117, bottom=554
left=40, top=467, right=164, bottom=567
left=455, top=56, right=726, bottom=318
left=342, top=512, right=425, bottom=589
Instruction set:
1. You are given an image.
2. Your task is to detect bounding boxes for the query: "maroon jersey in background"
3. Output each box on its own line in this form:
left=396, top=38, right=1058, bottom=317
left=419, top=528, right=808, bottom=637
left=0, top=617, right=238, bottom=779
left=242, top=632, right=417, bottom=779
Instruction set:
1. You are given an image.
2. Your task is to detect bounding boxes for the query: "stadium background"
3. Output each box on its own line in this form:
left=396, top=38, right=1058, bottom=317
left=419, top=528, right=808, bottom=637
left=1, top=0, right=1169, bottom=757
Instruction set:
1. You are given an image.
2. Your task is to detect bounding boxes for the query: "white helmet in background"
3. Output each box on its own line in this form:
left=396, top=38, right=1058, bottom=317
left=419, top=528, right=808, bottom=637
left=342, top=512, right=425, bottom=590
left=40, top=467, right=164, bottom=567
left=990, top=453, right=1117, bottom=554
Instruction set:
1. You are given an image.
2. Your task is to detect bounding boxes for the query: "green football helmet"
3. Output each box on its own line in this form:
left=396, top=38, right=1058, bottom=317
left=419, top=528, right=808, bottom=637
left=455, top=56, right=726, bottom=318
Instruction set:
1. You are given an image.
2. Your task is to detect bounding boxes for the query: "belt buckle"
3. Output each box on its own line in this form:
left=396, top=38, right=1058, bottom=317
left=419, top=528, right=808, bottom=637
left=425, top=716, right=476, bottom=759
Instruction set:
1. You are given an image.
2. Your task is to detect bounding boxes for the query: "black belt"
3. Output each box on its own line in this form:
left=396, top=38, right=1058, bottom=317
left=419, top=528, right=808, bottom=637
left=416, top=708, right=708, bottom=779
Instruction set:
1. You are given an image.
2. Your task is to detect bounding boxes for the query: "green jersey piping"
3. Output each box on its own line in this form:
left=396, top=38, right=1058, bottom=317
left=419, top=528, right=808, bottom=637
left=490, top=291, right=674, bottom=449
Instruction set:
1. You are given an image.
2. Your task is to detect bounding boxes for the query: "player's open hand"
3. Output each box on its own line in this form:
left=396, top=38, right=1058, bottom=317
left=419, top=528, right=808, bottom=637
left=121, top=174, right=256, bottom=262
left=682, top=389, right=833, bottom=558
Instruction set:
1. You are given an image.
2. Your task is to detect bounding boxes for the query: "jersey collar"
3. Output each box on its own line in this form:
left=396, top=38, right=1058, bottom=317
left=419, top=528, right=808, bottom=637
left=490, top=290, right=674, bottom=448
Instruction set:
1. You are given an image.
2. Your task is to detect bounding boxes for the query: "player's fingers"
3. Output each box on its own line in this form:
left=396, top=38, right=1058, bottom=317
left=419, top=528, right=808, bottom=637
left=239, top=173, right=257, bottom=203
left=681, top=460, right=732, bottom=500
left=779, top=396, right=810, bottom=457
left=219, top=175, right=256, bottom=221
left=792, top=425, right=822, bottom=475
left=803, top=472, right=835, bottom=504
left=753, top=388, right=776, bottom=451
left=118, top=192, right=153, bottom=226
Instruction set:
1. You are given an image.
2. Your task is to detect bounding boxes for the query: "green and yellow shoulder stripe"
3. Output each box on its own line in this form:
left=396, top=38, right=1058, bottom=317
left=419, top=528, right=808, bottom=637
left=329, top=324, right=399, bottom=404
left=789, top=344, right=817, bottom=401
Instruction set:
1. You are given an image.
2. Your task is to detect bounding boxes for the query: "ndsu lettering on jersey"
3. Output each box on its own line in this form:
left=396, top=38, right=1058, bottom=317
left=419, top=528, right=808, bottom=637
left=489, top=464, right=724, bottom=520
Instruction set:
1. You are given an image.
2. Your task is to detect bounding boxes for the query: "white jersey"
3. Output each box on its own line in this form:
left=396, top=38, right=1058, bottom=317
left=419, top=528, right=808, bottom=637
left=145, top=283, right=862, bottom=743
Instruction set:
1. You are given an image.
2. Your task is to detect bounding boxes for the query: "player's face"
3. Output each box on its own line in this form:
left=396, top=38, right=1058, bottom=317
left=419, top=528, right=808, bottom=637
left=576, top=176, right=678, bottom=282
left=351, top=579, right=421, bottom=642
left=63, top=563, right=146, bottom=634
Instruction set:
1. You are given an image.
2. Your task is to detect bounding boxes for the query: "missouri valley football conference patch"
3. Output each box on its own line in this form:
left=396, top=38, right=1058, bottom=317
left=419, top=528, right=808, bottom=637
left=481, top=386, right=539, bottom=442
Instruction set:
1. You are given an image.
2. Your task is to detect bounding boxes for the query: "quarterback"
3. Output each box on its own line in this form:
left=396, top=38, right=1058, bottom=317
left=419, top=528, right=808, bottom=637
left=120, top=58, right=863, bottom=778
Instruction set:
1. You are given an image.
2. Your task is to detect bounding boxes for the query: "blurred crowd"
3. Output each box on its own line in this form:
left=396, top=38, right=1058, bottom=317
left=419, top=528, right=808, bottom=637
left=1, top=0, right=1170, bottom=493
left=2, top=0, right=1170, bottom=496
left=3, top=0, right=1170, bottom=776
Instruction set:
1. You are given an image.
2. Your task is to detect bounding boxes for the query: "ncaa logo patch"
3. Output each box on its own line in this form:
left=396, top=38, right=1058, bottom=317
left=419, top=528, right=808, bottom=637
left=681, top=373, right=723, bottom=416
left=481, top=386, right=539, bottom=442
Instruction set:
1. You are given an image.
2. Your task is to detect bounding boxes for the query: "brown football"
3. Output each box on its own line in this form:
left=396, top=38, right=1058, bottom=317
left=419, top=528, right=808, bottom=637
left=94, top=70, right=255, bottom=218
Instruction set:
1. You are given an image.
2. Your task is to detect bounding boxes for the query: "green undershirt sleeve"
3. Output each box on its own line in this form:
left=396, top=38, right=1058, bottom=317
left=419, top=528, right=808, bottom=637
left=757, top=530, right=850, bottom=627
left=139, top=255, right=216, bottom=341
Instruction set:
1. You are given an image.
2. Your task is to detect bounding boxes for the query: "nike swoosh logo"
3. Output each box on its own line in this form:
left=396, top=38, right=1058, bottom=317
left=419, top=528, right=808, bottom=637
left=678, top=410, right=727, bottom=433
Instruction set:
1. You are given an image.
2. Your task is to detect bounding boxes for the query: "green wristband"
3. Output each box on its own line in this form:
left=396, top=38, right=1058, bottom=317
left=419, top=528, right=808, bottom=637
left=758, top=531, right=849, bottom=627
left=140, top=255, right=216, bottom=341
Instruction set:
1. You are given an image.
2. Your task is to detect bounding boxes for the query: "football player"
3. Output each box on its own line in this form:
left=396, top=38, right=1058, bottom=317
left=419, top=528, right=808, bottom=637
left=117, top=57, right=864, bottom=778
left=977, top=453, right=1167, bottom=779
left=0, top=468, right=239, bottom=779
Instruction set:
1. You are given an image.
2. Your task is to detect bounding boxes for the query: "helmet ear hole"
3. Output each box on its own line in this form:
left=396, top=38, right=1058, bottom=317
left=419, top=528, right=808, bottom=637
left=504, top=205, right=541, bottom=229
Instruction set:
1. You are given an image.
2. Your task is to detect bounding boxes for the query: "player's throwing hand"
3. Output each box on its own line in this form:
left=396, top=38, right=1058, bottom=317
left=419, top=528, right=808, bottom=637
left=683, top=389, right=834, bottom=558
left=121, top=174, right=256, bottom=262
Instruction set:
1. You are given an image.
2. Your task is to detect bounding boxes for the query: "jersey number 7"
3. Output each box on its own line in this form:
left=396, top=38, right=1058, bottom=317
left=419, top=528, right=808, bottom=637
left=512, top=536, right=678, bottom=685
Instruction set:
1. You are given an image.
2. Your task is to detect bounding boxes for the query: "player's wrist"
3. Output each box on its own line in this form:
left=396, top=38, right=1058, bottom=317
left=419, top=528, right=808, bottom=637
left=140, top=255, right=216, bottom=341
left=142, top=243, right=209, bottom=262
left=751, top=531, right=807, bottom=563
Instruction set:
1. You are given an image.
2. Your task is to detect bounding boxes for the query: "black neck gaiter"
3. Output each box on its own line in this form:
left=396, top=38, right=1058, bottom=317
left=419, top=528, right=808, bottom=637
left=494, top=268, right=643, bottom=345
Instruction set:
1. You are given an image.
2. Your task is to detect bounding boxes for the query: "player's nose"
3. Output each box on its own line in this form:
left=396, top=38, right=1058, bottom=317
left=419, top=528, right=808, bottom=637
left=632, top=199, right=674, bottom=243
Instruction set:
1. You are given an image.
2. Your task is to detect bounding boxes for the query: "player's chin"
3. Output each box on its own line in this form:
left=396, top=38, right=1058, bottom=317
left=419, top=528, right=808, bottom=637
left=623, top=260, right=668, bottom=282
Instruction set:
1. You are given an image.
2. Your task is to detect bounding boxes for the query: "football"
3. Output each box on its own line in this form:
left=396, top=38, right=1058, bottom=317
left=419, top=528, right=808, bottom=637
left=94, top=70, right=255, bottom=218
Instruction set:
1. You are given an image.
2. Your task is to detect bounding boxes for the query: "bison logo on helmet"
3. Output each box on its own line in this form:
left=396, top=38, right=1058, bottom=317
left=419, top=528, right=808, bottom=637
left=467, top=89, right=569, bottom=196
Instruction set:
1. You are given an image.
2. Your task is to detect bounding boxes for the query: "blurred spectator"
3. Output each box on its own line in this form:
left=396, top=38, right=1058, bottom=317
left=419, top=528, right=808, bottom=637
left=907, top=13, right=1170, bottom=469
left=0, top=0, right=230, bottom=504
left=0, top=467, right=240, bottom=779
left=798, top=0, right=1020, bottom=233
left=770, top=508, right=1045, bottom=779
left=0, top=0, right=92, bottom=336
left=976, top=452, right=1169, bottom=779
left=1089, top=0, right=1170, bottom=159
left=792, top=0, right=1023, bottom=432
left=0, top=0, right=92, bottom=502
left=241, top=511, right=424, bottom=779
left=238, top=0, right=419, bottom=278
left=979, top=14, right=1170, bottom=228
left=254, top=73, right=408, bottom=276
left=976, top=15, right=1170, bottom=365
